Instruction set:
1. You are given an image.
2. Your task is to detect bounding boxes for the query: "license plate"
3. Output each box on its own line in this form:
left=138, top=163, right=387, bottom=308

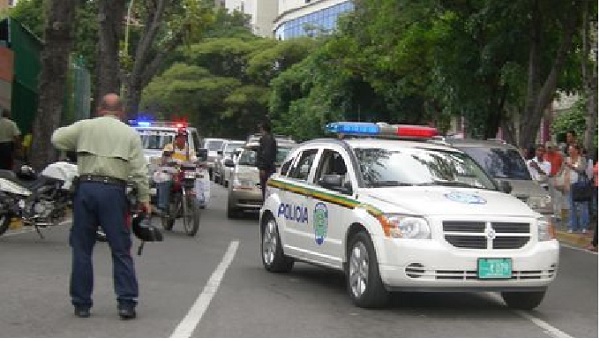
left=477, top=258, right=512, bottom=279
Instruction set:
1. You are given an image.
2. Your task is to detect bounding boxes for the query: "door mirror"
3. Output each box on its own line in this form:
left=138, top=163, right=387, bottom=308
left=196, top=148, right=208, bottom=162
left=224, top=159, right=235, bottom=168
left=497, top=180, right=512, bottom=194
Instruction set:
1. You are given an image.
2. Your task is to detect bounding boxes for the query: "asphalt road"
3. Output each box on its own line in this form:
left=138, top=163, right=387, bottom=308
left=0, top=185, right=596, bottom=338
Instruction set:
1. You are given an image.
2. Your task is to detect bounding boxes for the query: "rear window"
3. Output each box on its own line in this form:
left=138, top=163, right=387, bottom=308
left=205, top=140, right=225, bottom=151
left=458, top=146, right=531, bottom=180
left=136, top=129, right=175, bottom=150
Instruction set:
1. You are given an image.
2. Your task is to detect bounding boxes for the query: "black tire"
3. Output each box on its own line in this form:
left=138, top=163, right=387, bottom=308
left=501, top=290, right=546, bottom=310
left=0, top=214, right=11, bottom=237
left=261, top=214, right=293, bottom=272
left=161, top=197, right=178, bottom=231
left=346, top=231, right=389, bottom=308
left=182, top=195, right=200, bottom=237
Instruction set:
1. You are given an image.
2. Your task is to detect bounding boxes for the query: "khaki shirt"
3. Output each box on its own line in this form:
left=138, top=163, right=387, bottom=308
left=0, top=117, right=21, bottom=143
left=51, top=115, right=150, bottom=202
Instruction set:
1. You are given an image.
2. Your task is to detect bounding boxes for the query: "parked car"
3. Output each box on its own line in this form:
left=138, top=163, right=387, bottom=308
left=226, top=138, right=297, bottom=218
left=203, top=138, right=228, bottom=180
left=214, top=139, right=245, bottom=186
left=441, top=138, right=553, bottom=218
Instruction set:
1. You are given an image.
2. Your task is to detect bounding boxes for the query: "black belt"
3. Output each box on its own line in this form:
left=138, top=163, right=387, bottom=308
left=79, top=174, right=127, bottom=187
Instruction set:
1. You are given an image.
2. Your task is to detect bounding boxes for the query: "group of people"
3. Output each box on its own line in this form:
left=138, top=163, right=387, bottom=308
left=522, top=130, right=598, bottom=251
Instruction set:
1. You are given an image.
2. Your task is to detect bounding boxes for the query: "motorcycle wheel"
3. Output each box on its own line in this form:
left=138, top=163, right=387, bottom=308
left=0, top=214, right=11, bottom=237
left=161, top=196, right=179, bottom=231
left=182, top=194, right=200, bottom=237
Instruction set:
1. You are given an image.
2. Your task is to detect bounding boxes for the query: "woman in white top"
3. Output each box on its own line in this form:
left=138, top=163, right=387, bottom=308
left=562, top=144, right=589, bottom=233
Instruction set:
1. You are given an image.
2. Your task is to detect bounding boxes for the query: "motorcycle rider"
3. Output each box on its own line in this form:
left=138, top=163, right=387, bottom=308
left=155, top=129, right=197, bottom=215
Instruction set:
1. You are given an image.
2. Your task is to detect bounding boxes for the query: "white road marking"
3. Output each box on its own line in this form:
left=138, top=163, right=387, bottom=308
left=488, top=293, right=572, bottom=338
left=170, top=240, right=240, bottom=338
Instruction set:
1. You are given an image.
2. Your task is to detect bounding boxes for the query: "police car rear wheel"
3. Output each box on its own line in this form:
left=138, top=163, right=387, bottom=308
left=501, top=290, right=546, bottom=310
left=347, top=231, right=389, bottom=308
left=261, top=216, right=293, bottom=273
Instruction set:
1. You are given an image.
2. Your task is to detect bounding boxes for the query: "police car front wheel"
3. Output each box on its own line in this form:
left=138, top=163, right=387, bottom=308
left=261, top=215, right=294, bottom=273
left=501, top=290, right=546, bottom=310
left=346, top=231, right=390, bottom=308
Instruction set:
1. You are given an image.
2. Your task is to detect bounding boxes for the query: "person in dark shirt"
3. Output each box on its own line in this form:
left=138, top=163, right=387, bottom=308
left=256, top=121, right=277, bottom=200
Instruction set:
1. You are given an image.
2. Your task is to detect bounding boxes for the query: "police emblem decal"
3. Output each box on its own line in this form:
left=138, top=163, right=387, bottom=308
left=444, top=191, right=487, bottom=205
left=313, top=202, right=328, bottom=245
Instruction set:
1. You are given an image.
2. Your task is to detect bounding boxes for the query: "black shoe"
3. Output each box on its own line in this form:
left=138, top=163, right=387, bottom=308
left=74, top=307, right=91, bottom=318
left=118, top=306, right=136, bottom=320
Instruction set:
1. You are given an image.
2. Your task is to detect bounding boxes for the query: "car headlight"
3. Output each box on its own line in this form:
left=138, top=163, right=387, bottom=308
left=378, top=214, right=431, bottom=239
left=537, top=216, right=555, bottom=241
left=527, top=195, right=552, bottom=210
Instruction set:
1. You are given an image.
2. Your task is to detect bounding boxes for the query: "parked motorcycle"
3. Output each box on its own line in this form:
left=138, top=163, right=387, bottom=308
left=0, top=162, right=78, bottom=238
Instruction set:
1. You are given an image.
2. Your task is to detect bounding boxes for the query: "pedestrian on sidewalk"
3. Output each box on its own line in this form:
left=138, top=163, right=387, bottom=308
left=561, top=143, right=590, bottom=234
left=545, top=141, right=564, bottom=219
left=51, top=93, right=150, bottom=320
left=527, top=144, right=551, bottom=190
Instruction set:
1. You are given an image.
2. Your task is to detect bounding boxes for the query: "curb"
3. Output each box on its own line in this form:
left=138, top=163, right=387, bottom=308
left=555, top=229, right=594, bottom=249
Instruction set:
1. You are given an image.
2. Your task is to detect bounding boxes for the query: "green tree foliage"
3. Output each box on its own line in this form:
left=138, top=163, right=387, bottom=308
left=551, top=98, right=597, bottom=149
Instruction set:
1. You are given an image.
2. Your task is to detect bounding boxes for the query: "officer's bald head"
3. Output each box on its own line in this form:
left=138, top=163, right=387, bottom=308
left=98, top=93, right=124, bottom=118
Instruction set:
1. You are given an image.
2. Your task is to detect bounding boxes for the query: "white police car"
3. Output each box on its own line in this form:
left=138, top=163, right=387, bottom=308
left=259, top=122, right=559, bottom=309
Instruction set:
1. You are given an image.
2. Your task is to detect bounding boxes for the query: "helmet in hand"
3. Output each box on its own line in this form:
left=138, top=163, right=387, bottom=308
left=131, top=213, right=163, bottom=242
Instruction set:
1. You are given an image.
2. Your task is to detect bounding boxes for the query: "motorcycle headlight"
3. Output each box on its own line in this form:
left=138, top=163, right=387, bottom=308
left=527, top=195, right=552, bottom=210
left=537, top=216, right=555, bottom=241
left=378, top=214, right=431, bottom=239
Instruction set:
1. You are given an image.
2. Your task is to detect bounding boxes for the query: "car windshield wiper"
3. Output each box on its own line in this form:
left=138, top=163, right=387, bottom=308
left=416, top=180, right=482, bottom=189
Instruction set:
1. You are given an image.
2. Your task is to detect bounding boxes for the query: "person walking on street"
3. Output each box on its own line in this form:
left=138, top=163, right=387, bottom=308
left=51, top=93, right=150, bottom=320
left=545, top=141, right=564, bottom=220
left=256, top=121, right=277, bottom=200
left=0, top=108, right=21, bottom=170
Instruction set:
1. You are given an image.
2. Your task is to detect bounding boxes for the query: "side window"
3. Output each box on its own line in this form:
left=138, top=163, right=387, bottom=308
left=191, top=131, right=201, bottom=151
left=314, top=149, right=350, bottom=193
left=288, top=149, right=318, bottom=181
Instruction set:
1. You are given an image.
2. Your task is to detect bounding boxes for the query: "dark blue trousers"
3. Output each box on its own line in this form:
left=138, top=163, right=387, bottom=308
left=70, top=182, right=138, bottom=309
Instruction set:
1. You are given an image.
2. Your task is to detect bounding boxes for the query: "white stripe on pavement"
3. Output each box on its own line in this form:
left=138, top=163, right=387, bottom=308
left=488, top=293, right=572, bottom=338
left=170, top=240, right=240, bottom=338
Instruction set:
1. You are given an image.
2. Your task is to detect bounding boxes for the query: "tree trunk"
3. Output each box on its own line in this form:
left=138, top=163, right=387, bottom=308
left=29, top=0, right=78, bottom=171
left=94, top=0, right=127, bottom=107
left=581, top=4, right=598, bottom=152
left=518, top=2, right=580, bottom=149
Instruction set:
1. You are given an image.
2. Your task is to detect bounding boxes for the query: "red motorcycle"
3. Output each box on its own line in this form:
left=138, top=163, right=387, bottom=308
left=161, top=161, right=204, bottom=236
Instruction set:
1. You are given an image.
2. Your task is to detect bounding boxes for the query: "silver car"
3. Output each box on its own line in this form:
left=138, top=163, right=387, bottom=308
left=203, top=138, right=228, bottom=180
left=213, top=140, right=245, bottom=186
left=226, top=141, right=297, bottom=218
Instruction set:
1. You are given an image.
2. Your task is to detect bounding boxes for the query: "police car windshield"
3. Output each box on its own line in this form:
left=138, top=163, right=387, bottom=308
left=206, top=140, right=225, bottom=151
left=458, top=147, right=531, bottom=180
left=137, top=130, right=175, bottom=150
left=353, top=147, right=496, bottom=190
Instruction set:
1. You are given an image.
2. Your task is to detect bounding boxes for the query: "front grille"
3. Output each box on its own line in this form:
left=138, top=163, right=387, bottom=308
left=404, top=263, right=557, bottom=281
left=443, top=221, right=531, bottom=250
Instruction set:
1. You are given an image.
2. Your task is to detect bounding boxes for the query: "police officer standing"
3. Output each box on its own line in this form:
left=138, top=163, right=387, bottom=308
left=256, top=121, right=277, bottom=200
left=51, top=93, right=150, bottom=320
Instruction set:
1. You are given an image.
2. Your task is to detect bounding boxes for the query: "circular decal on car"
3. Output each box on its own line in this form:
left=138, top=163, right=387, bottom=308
left=444, top=191, right=487, bottom=205
left=313, top=202, right=328, bottom=245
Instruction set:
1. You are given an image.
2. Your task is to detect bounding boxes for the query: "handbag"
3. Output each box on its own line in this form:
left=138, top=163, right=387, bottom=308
left=552, top=168, right=567, bottom=192
left=571, top=172, right=593, bottom=202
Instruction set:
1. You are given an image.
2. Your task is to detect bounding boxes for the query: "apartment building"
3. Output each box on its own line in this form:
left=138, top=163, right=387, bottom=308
left=224, top=0, right=278, bottom=38
left=0, top=0, right=17, bottom=12
left=274, top=0, right=354, bottom=40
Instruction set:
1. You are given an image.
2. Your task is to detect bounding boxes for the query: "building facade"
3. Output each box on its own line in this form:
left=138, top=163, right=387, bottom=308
left=224, top=0, right=279, bottom=38
left=274, top=0, right=354, bottom=40
left=0, top=0, right=17, bottom=12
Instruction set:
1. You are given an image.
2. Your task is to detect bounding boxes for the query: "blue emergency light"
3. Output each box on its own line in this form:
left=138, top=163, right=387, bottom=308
left=325, top=122, right=381, bottom=135
left=136, top=121, right=152, bottom=127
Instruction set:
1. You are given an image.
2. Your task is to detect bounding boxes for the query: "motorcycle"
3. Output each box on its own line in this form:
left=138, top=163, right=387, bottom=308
left=0, top=162, right=78, bottom=238
left=158, top=161, right=205, bottom=237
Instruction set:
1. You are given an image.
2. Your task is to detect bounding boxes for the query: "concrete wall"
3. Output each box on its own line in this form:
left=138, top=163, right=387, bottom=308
left=225, top=0, right=278, bottom=38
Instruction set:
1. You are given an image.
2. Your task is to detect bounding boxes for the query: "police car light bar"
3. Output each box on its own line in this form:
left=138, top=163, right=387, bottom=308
left=129, top=120, right=188, bottom=128
left=325, top=122, right=438, bottom=139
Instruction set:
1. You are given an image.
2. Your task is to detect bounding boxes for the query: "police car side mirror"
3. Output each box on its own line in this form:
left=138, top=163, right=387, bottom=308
left=224, top=159, right=235, bottom=168
left=497, top=180, right=512, bottom=194
left=196, top=148, right=208, bottom=162
left=217, top=150, right=223, bottom=156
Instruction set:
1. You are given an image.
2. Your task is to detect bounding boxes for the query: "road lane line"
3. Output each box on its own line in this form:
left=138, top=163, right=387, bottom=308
left=170, top=240, right=240, bottom=338
left=488, top=293, right=572, bottom=338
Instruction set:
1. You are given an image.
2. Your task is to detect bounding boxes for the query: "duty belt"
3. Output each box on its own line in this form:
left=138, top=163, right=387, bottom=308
left=79, top=174, right=127, bottom=188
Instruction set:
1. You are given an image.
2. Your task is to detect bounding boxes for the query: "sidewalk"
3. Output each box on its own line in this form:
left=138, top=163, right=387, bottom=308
left=554, top=218, right=595, bottom=250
